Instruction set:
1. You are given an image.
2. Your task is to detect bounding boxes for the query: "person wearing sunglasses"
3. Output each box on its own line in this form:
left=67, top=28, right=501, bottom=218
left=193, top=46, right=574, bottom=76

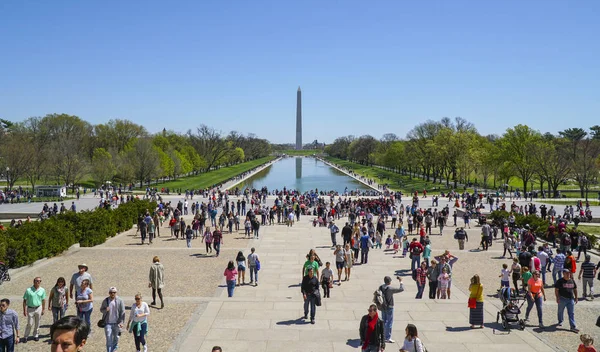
left=126, top=293, right=150, bottom=352
left=22, top=277, right=46, bottom=342
left=525, top=270, right=546, bottom=328
left=100, top=287, right=125, bottom=352
left=359, top=304, right=385, bottom=352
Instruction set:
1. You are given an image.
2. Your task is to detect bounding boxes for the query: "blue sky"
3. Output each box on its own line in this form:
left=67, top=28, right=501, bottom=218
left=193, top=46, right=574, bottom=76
left=1, top=1, right=599, bottom=144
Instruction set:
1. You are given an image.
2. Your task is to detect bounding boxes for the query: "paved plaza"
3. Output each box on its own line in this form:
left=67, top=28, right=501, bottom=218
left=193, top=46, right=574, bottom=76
left=1, top=163, right=599, bottom=351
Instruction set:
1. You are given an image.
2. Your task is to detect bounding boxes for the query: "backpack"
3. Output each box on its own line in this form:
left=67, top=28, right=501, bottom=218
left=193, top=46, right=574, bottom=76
left=373, top=285, right=388, bottom=310
left=562, top=235, right=571, bottom=246
left=411, top=269, right=417, bottom=281
left=581, top=236, right=590, bottom=249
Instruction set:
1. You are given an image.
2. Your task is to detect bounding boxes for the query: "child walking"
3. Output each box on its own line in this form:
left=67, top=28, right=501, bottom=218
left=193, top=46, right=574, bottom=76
left=385, top=234, right=393, bottom=250
left=499, top=263, right=510, bottom=290
left=438, top=267, right=450, bottom=299
left=393, top=235, right=400, bottom=254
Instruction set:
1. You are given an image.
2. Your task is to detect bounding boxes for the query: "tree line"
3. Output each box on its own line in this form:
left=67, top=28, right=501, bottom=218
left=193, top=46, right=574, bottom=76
left=325, top=117, right=600, bottom=198
left=0, top=114, right=271, bottom=190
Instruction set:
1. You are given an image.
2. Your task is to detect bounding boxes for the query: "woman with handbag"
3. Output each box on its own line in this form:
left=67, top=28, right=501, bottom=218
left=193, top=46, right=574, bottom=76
left=468, top=274, right=484, bottom=329
left=399, top=323, right=425, bottom=352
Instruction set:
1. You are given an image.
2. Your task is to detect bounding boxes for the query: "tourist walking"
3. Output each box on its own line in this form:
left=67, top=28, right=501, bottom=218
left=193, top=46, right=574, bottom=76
left=578, top=255, right=596, bottom=300
left=236, top=251, right=247, bottom=286
left=415, top=262, right=427, bottom=299
left=224, top=261, right=238, bottom=297
left=22, top=276, right=46, bottom=342
left=399, top=324, right=425, bottom=352
left=329, top=221, right=339, bottom=247
left=552, top=249, right=566, bottom=285
left=302, top=253, right=320, bottom=280
left=359, top=304, right=385, bottom=352
left=301, top=267, right=320, bottom=324
left=427, top=260, right=439, bottom=299
left=69, top=264, right=93, bottom=301
left=185, top=225, right=193, bottom=248
left=248, top=247, right=260, bottom=286
left=454, top=227, right=467, bottom=250
left=320, top=262, right=334, bottom=298
left=127, top=293, right=150, bottom=352
left=212, top=228, right=223, bottom=257
left=74, top=279, right=93, bottom=330
left=148, top=256, right=165, bottom=309
left=48, top=277, right=69, bottom=323
left=525, top=270, right=546, bottom=328
left=333, top=244, right=345, bottom=284
left=377, top=276, right=404, bottom=343
left=409, top=238, right=424, bottom=272
left=0, top=298, right=20, bottom=350
left=555, top=269, right=579, bottom=332
left=344, top=243, right=354, bottom=281
left=468, top=274, right=484, bottom=329
left=100, top=287, right=125, bottom=352
left=360, top=230, right=372, bottom=264
left=203, top=227, right=213, bottom=254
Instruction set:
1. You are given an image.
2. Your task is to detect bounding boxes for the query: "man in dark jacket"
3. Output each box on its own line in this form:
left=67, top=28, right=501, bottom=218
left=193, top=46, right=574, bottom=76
left=342, top=222, right=353, bottom=246
left=454, top=227, right=468, bottom=250
left=359, top=304, right=385, bottom=351
left=301, top=267, right=320, bottom=324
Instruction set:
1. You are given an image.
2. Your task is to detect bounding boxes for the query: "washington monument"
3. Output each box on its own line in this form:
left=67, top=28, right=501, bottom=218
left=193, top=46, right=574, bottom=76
left=295, top=86, right=302, bottom=150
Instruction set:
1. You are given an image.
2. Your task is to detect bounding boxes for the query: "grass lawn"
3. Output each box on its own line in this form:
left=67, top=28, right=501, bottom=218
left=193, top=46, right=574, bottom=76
left=574, top=225, right=600, bottom=235
left=324, top=157, right=465, bottom=194
left=150, top=156, right=275, bottom=190
left=535, top=199, right=600, bottom=206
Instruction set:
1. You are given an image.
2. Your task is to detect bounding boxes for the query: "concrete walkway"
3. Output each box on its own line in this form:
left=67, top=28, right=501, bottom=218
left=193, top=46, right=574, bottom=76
left=175, top=211, right=558, bottom=352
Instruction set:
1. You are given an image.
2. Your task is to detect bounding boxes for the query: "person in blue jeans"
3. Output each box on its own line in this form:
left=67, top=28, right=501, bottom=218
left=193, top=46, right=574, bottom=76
left=224, top=261, right=238, bottom=297
left=554, top=269, right=579, bottom=333
left=379, top=276, right=404, bottom=343
left=360, top=232, right=372, bottom=264
left=408, top=238, right=423, bottom=272
left=415, top=262, right=427, bottom=299
left=248, top=248, right=259, bottom=286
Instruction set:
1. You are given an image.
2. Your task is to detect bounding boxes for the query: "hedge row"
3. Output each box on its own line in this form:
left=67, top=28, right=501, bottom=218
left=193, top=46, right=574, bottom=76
left=488, top=210, right=598, bottom=250
left=0, top=199, right=156, bottom=268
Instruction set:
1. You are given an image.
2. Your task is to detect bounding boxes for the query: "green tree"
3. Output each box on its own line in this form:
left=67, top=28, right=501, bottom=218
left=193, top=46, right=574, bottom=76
left=91, top=148, right=116, bottom=187
left=498, top=124, right=541, bottom=194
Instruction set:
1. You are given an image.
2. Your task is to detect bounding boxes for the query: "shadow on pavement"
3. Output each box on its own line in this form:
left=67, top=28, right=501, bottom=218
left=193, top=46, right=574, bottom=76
left=346, top=339, right=362, bottom=348
left=276, top=318, right=309, bottom=326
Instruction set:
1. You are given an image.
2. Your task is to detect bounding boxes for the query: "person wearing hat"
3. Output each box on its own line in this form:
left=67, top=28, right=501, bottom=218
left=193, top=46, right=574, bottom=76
left=69, top=264, right=93, bottom=301
left=100, top=287, right=125, bottom=352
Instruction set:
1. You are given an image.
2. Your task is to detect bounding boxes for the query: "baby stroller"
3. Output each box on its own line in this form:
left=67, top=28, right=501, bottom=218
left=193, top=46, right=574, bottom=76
left=0, top=261, right=10, bottom=285
left=496, top=287, right=525, bottom=331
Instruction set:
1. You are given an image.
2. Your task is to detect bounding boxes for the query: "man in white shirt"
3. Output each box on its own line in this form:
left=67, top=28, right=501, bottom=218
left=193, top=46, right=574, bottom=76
left=536, top=246, right=549, bottom=287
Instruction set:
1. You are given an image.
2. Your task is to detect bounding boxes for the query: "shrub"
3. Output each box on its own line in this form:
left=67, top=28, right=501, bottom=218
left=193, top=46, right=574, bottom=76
left=0, top=199, right=156, bottom=268
left=489, top=210, right=598, bottom=250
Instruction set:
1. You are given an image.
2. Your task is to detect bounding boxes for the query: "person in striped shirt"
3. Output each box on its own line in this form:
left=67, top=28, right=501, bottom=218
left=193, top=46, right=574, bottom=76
left=577, top=255, right=596, bottom=300
left=552, top=249, right=566, bottom=285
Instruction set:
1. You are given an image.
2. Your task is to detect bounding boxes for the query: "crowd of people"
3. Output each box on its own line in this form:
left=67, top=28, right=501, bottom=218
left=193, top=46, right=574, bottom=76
left=2, top=183, right=599, bottom=352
